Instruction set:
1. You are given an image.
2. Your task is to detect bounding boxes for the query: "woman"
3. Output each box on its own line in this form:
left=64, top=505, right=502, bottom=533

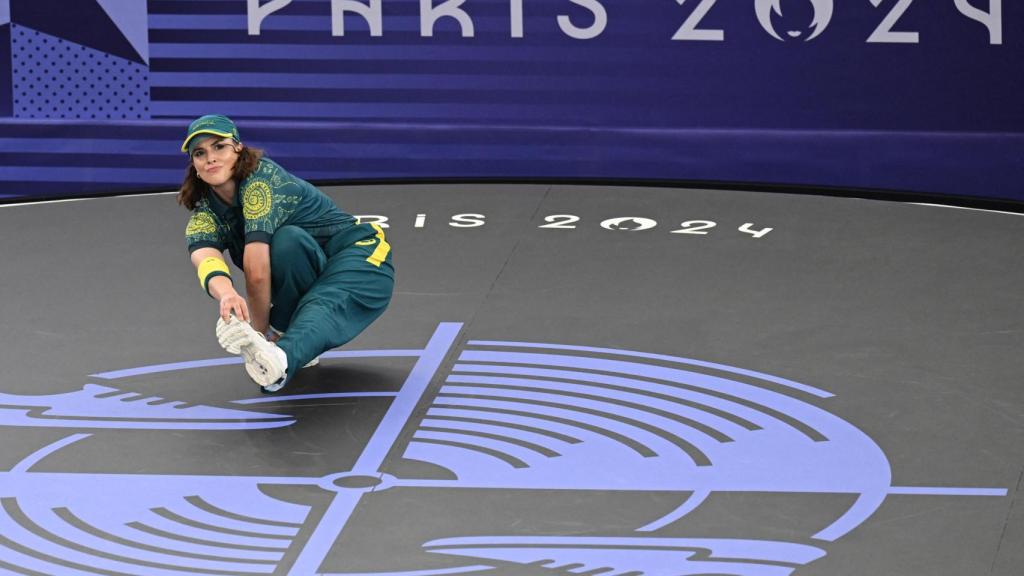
left=178, top=114, right=394, bottom=392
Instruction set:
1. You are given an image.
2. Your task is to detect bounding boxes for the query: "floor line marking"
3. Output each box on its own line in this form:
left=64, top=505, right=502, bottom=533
left=232, top=392, right=398, bottom=405
left=288, top=323, right=463, bottom=575
left=888, top=486, right=1008, bottom=496
left=92, top=350, right=423, bottom=380
left=0, top=192, right=178, bottom=208
left=10, top=434, right=92, bottom=473
left=909, top=203, right=1024, bottom=217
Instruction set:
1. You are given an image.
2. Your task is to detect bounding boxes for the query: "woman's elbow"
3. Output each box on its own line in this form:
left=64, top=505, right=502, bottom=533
left=244, top=266, right=271, bottom=285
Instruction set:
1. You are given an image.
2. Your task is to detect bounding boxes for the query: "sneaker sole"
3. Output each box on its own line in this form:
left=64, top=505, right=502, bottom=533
left=240, top=343, right=283, bottom=388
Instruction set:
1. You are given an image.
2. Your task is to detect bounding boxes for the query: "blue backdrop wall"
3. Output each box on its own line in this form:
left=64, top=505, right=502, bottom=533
left=0, top=0, right=1020, bottom=202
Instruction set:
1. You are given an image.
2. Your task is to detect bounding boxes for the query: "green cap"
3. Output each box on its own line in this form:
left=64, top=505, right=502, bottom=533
left=181, top=114, right=241, bottom=154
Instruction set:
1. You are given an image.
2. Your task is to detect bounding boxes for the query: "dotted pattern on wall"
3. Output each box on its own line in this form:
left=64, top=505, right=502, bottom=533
left=11, top=24, right=150, bottom=120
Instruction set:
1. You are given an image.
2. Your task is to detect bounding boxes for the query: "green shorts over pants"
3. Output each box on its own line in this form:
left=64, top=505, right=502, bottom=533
left=268, top=224, right=394, bottom=380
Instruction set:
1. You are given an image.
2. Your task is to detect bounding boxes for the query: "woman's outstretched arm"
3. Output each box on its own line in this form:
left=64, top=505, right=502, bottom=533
left=190, top=247, right=250, bottom=322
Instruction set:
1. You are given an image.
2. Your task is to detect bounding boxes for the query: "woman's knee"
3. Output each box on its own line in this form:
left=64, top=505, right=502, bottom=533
left=271, top=226, right=312, bottom=259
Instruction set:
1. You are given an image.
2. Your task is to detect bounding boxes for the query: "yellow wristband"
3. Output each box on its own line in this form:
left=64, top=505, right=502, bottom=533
left=197, top=257, right=231, bottom=295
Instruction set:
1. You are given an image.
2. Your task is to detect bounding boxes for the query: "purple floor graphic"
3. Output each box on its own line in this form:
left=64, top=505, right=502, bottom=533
left=424, top=536, right=827, bottom=576
left=0, top=383, right=294, bottom=430
left=0, top=323, right=1007, bottom=575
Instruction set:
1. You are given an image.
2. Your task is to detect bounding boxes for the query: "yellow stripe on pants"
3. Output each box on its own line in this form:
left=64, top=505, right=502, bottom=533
left=367, top=223, right=391, bottom=267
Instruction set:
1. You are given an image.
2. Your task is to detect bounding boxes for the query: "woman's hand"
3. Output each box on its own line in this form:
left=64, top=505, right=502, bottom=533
left=218, top=290, right=250, bottom=323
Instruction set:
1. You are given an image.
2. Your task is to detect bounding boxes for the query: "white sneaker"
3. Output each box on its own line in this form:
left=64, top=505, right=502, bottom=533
left=216, top=317, right=243, bottom=354
left=216, top=317, right=288, bottom=389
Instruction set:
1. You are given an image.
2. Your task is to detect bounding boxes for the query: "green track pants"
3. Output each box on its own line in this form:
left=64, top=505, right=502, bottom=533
left=269, top=225, right=394, bottom=380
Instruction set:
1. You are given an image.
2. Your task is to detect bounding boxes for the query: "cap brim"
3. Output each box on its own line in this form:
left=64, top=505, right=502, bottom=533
left=181, top=130, right=237, bottom=153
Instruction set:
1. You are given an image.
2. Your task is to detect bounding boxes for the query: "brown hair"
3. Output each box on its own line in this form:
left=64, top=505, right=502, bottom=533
left=176, top=145, right=265, bottom=211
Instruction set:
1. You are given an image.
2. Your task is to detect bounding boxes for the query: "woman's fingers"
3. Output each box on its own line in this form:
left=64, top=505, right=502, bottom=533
left=236, top=300, right=250, bottom=322
left=220, top=295, right=250, bottom=323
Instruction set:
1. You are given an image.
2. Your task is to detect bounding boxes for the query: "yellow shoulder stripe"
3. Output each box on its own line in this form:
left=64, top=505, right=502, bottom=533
left=366, top=223, right=391, bottom=267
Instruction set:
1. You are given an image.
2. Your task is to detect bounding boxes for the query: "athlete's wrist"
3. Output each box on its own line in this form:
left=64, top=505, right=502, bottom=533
left=208, top=276, right=236, bottom=300
left=197, top=257, right=231, bottom=296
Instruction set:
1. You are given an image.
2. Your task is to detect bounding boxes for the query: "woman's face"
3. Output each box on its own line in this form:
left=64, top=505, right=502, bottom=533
left=191, top=137, right=240, bottom=189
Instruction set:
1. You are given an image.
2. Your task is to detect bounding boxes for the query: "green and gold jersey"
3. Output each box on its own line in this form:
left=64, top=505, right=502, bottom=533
left=185, top=158, right=367, bottom=265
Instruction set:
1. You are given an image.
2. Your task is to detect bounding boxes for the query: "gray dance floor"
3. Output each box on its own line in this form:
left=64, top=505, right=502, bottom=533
left=0, top=184, right=1021, bottom=576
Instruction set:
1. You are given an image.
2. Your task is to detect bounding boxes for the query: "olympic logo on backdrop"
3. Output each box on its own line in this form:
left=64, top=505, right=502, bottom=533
left=755, top=0, right=833, bottom=42
left=248, top=0, right=1004, bottom=45
left=0, top=323, right=1007, bottom=575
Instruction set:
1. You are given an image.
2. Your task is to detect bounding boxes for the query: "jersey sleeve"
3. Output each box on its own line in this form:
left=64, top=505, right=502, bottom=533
left=185, top=205, right=227, bottom=253
left=241, top=161, right=301, bottom=244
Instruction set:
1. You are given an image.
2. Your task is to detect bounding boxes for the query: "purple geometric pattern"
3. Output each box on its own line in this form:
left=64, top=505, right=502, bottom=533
left=0, top=323, right=469, bottom=576
left=9, top=0, right=142, bottom=63
left=0, top=323, right=1008, bottom=575
left=0, top=441, right=311, bottom=575
left=0, top=383, right=294, bottom=430
left=95, top=0, right=149, bottom=63
left=425, top=536, right=827, bottom=576
left=403, top=345, right=890, bottom=543
left=1, top=2, right=1021, bottom=202
left=10, top=24, right=149, bottom=120
left=395, top=343, right=1005, bottom=548
left=0, top=22, right=10, bottom=117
